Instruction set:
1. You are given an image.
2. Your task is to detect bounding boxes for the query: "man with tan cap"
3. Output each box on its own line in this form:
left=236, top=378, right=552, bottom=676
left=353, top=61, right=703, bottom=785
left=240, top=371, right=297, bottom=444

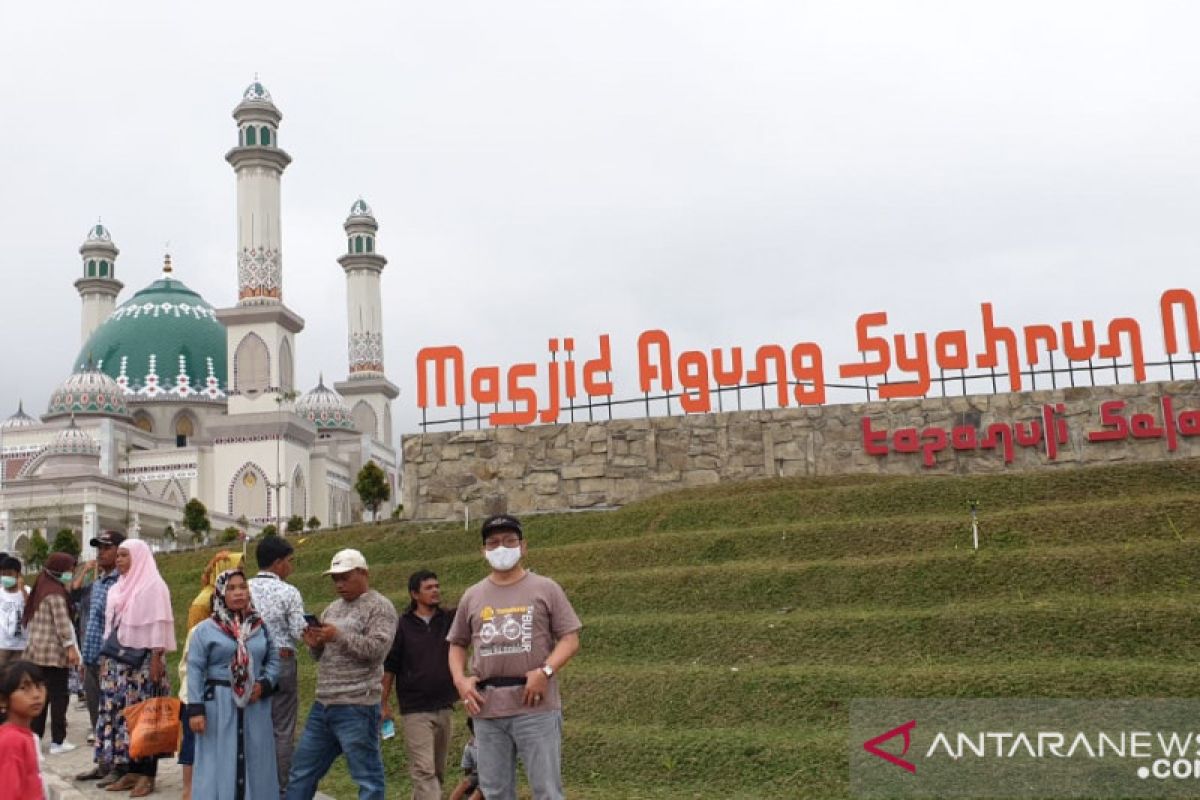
left=285, top=549, right=398, bottom=800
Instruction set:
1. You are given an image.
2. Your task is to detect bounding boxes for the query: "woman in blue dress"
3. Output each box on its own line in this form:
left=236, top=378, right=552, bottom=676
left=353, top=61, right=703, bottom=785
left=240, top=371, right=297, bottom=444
left=187, top=568, right=279, bottom=799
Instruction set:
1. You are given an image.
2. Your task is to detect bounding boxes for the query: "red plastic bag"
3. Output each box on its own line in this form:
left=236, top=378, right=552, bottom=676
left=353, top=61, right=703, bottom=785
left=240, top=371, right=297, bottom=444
left=123, top=696, right=181, bottom=759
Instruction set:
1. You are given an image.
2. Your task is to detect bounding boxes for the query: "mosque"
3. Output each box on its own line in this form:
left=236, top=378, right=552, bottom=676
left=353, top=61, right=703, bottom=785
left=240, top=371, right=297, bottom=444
left=0, top=80, right=400, bottom=558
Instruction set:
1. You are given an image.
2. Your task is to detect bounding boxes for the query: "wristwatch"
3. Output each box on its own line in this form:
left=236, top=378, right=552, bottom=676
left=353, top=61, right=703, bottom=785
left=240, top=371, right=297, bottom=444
left=541, top=664, right=554, bottom=679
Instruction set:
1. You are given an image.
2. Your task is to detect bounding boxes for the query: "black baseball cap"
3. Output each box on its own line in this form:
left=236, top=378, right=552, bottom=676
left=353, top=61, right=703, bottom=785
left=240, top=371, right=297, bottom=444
left=480, top=514, right=523, bottom=542
left=89, top=531, right=126, bottom=548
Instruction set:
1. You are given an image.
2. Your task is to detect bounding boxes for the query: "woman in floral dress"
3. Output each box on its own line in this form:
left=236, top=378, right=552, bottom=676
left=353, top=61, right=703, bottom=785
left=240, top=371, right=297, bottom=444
left=93, top=540, right=176, bottom=797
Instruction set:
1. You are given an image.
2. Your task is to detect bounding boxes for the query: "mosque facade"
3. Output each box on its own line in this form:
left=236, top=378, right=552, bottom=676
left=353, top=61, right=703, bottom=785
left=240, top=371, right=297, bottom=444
left=0, top=81, right=400, bottom=558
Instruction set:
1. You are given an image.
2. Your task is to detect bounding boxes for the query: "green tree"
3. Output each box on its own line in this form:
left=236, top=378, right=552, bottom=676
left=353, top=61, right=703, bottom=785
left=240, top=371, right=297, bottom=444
left=24, top=530, right=49, bottom=572
left=51, top=528, right=81, bottom=558
left=306, top=516, right=321, bottom=532
left=355, top=461, right=391, bottom=521
left=183, top=498, right=211, bottom=544
left=261, top=524, right=278, bottom=538
left=220, top=526, right=241, bottom=544
left=286, top=515, right=304, bottom=534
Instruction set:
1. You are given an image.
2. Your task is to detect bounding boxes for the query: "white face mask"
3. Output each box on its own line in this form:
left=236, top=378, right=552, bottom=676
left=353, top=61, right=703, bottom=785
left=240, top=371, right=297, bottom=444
left=485, top=545, right=522, bottom=572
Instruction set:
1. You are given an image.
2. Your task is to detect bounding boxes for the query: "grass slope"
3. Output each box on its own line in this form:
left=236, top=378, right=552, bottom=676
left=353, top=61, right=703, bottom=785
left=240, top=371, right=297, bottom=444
left=155, top=459, right=1200, bottom=798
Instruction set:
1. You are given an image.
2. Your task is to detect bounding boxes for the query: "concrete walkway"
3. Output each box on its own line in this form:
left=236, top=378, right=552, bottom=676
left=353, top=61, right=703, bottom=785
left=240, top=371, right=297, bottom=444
left=38, top=694, right=334, bottom=799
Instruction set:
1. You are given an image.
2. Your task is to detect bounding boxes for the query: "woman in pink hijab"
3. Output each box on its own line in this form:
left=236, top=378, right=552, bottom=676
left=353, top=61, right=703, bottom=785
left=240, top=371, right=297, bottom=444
left=94, top=539, right=175, bottom=796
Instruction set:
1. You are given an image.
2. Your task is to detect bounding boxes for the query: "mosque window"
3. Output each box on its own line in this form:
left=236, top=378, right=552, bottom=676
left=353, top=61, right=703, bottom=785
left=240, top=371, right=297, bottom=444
left=355, top=236, right=364, bottom=254
left=234, top=333, right=270, bottom=397
left=175, top=415, right=194, bottom=447
left=352, top=401, right=378, bottom=438
left=133, top=412, right=153, bottom=433
left=246, top=126, right=257, bottom=146
left=279, top=338, right=294, bottom=392
left=366, top=237, right=374, bottom=253
left=87, top=260, right=96, bottom=277
left=260, top=126, right=271, bottom=146
left=99, top=261, right=109, bottom=277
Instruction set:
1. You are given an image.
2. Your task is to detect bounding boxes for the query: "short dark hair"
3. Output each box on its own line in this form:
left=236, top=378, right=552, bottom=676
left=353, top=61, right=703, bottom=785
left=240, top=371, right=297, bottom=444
left=256, top=535, right=295, bottom=570
left=408, top=570, right=438, bottom=596
left=0, top=660, right=45, bottom=698
left=0, top=555, right=20, bottom=572
left=406, top=570, right=438, bottom=612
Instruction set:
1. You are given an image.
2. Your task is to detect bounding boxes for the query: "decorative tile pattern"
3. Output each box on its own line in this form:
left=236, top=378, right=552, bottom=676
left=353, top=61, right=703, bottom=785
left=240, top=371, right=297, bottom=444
left=238, top=247, right=282, bottom=303
left=348, top=332, right=384, bottom=374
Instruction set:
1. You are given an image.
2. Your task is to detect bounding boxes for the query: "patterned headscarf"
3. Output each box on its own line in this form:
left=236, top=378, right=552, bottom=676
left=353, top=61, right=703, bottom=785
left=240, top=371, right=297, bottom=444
left=211, top=568, right=263, bottom=708
left=187, top=550, right=243, bottom=631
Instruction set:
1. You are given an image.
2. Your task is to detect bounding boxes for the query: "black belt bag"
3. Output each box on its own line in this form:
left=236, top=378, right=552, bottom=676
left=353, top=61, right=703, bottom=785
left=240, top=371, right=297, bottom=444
left=478, top=677, right=527, bottom=690
left=100, top=625, right=149, bottom=668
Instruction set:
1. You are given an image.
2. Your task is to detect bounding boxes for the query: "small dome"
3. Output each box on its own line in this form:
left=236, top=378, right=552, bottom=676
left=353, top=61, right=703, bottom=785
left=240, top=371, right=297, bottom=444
left=46, top=418, right=100, bottom=457
left=86, top=223, right=111, bottom=242
left=243, top=80, right=273, bottom=103
left=1, top=401, right=37, bottom=430
left=296, top=376, right=356, bottom=431
left=46, top=362, right=131, bottom=421
left=348, top=198, right=374, bottom=219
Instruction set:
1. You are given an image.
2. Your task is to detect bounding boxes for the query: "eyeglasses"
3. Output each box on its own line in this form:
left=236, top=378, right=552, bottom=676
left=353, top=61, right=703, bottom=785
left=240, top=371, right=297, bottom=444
left=484, top=535, right=522, bottom=550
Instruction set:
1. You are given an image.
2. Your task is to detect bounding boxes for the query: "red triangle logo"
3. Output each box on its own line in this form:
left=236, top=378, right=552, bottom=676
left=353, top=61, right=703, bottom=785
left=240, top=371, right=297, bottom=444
left=863, top=719, right=917, bottom=773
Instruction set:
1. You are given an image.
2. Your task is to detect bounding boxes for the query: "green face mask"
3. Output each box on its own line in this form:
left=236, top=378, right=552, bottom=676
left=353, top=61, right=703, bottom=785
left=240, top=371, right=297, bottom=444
left=0, top=576, right=16, bottom=589
left=58, top=571, right=74, bottom=584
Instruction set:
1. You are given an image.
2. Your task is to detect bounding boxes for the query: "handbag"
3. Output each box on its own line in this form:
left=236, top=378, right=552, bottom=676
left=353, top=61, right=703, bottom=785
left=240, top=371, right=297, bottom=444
left=100, top=624, right=149, bottom=668
left=123, top=694, right=181, bottom=759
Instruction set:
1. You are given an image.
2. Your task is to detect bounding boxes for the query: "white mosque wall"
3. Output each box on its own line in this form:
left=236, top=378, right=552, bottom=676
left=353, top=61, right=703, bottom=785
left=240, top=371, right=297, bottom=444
left=225, top=324, right=299, bottom=416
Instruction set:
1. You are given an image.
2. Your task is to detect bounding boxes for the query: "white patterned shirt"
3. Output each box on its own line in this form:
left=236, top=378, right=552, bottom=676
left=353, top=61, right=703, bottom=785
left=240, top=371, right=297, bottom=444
left=249, top=572, right=308, bottom=653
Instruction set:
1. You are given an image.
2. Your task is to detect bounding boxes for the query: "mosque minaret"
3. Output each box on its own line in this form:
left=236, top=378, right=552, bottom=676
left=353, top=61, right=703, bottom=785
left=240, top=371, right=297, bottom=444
left=335, top=200, right=399, bottom=444
left=74, top=223, right=123, bottom=345
left=0, top=78, right=400, bottom=555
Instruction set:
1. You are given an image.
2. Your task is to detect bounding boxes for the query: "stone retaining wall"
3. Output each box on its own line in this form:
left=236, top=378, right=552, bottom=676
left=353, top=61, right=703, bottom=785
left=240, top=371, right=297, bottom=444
left=401, top=380, right=1200, bottom=520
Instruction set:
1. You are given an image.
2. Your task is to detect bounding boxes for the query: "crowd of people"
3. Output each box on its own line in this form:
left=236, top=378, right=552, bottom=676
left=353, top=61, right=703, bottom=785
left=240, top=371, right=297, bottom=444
left=0, top=512, right=582, bottom=799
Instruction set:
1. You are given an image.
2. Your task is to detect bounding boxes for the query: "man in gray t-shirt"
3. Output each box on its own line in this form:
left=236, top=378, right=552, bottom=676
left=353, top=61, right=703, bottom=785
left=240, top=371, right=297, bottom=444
left=286, top=548, right=398, bottom=800
left=448, top=515, right=582, bottom=800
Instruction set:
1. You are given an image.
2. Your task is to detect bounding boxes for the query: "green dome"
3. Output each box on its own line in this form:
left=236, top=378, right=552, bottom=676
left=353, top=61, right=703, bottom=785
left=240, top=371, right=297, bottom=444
left=74, top=275, right=227, bottom=401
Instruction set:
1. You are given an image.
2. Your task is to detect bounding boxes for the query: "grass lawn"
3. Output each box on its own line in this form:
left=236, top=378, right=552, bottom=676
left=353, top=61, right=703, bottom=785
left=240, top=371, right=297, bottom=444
left=154, top=459, right=1200, bottom=797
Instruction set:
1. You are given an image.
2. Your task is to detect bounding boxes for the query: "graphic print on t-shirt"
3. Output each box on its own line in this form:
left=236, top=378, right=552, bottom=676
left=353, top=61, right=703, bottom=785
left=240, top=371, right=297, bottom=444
left=0, top=591, right=27, bottom=649
left=477, top=604, right=533, bottom=657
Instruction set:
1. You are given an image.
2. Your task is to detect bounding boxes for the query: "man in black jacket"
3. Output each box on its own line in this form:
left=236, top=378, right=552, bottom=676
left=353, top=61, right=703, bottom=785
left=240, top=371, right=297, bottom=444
left=382, top=570, right=458, bottom=800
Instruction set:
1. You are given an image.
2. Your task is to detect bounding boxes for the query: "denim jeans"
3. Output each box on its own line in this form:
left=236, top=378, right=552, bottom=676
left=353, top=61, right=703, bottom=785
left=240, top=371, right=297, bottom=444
left=284, top=702, right=385, bottom=800
left=474, top=711, right=563, bottom=800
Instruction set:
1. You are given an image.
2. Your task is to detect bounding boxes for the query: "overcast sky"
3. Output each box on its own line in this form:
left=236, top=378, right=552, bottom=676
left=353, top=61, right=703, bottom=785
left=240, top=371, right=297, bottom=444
left=2, top=1, right=1199, bottom=442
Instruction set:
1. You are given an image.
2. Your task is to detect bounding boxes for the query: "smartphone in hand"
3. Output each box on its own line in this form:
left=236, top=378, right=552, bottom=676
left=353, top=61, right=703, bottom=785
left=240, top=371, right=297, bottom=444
left=304, top=614, right=321, bottom=628
left=381, top=718, right=396, bottom=740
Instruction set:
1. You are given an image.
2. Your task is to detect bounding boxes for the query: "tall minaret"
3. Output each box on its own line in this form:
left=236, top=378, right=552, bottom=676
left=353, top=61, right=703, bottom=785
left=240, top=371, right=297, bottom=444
left=227, top=78, right=291, bottom=305
left=335, top=200, right=398, bottom=444
left=216, top=79, right=304, bottom=416
left=74, top=222, right=123, bottom=345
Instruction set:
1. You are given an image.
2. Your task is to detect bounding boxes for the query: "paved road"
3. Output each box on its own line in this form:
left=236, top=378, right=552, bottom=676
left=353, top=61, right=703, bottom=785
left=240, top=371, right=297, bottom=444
left=38, top=693, right=334, bottom=799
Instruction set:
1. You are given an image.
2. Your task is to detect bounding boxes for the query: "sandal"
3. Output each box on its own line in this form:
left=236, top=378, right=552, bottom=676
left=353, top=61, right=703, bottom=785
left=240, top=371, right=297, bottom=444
left=129, top=776, right=155, bottom=797
left=104, top=773, right=138, bottom=791
left=96, top=771, right=127, bottom=789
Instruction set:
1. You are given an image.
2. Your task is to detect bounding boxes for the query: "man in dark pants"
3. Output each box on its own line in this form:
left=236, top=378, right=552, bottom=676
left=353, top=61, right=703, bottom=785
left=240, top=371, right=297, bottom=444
left=250, top=535, right=310, bottom=797
left=381, top=570, right=458, bottom=800
left=73, top=530, right=124, bottom=782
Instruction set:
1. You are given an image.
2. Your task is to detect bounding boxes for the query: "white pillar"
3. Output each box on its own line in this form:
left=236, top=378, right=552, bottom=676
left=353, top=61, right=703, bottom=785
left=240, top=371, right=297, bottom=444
left=0, top=510, right=10, bottom=553
left=130, top=512, right=141, bottom=539
left=81, top=503, right=98, bottom=561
